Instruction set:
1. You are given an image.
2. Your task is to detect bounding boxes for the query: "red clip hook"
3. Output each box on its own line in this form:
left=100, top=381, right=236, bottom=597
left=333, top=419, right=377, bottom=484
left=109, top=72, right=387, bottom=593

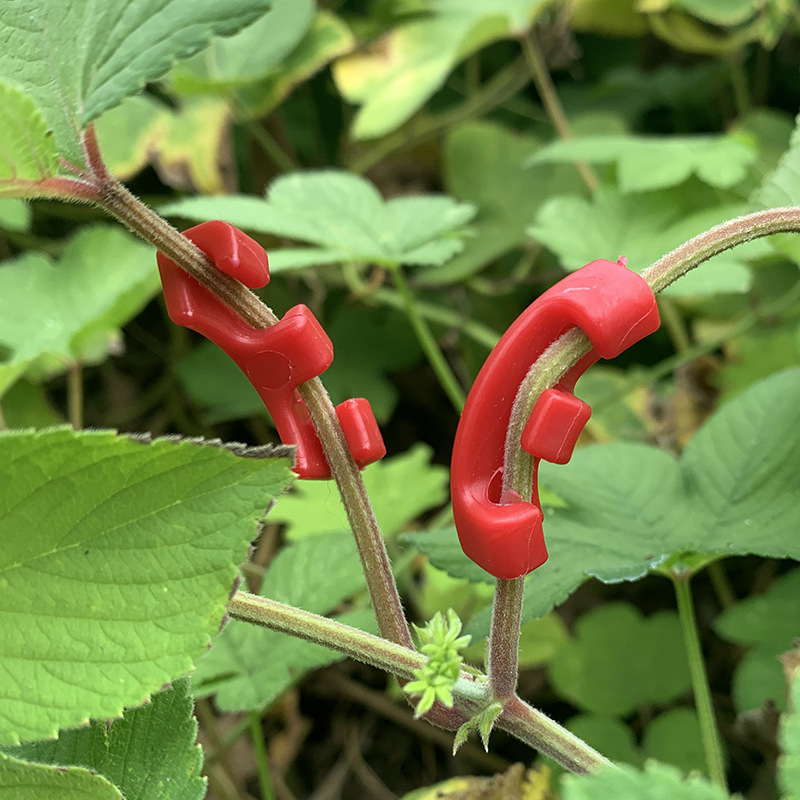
left=156, top=220, right=386, bottom=479
left=451, top=260, right=660, bottom=579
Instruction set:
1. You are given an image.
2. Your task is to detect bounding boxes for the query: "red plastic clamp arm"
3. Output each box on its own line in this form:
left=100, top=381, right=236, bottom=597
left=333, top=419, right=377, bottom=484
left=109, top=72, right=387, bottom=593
left=156, top=221, right=386, bottom=479
left=450, top=260, right=660, bottom=579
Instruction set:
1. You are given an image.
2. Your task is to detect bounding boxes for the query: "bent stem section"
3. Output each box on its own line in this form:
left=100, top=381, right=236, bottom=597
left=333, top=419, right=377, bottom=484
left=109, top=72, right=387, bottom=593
left=673, top=574, right=727, bottom=789
left=487, top=577, right=524, bottom=701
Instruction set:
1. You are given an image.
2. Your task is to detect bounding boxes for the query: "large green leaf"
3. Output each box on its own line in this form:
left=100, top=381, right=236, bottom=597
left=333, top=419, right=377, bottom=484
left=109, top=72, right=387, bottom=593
left=271, top=444, right=449, bottom=540
left=0, top=226, right=160, bottom=395
left=3, top=679, right=204, bottom=800
left=331, top=0, right=552, bottom=139
left=171, top=0, right=315, bottom=92
left=161, top=170, right=475, bottom=267
left=529, top=187, right=765, bottom=296
left=548, top=603, right=690, bottom=716
left=527, top=134, right=756, bottom=194
left=0, top=751, right=121, bottom=800
left=0, top=427, right=293, bottom=745
left=561, top=760, right=730, bottom=800
left=429, top=120, right=582, bottom=285
left=714, top=569, right=800, bottom=712
left=0, top=82, right=58, bottom=192
left=410, top=368, right=800, bottom=628
left=192, top=532, right=375, bottom=711
left=0, top=0, right=273, bottom=168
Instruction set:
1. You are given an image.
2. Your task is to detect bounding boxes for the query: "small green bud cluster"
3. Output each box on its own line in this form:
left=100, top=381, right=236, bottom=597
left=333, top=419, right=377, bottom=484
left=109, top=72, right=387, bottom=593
left=404, top=608, right=471, bottom=718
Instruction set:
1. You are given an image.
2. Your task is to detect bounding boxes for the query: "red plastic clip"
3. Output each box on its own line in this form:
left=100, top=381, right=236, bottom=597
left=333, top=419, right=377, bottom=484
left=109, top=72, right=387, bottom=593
left=450, top=260, right=660, bottom=580
left=156, top=220, right=386, bottom=479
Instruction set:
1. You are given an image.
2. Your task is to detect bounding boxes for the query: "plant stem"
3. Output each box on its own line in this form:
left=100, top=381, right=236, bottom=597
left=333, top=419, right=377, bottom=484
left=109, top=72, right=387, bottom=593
left=672, top=574, right=727, bottom=788
left=242, top=119, right=297, bottom=173
left=228, top=591, right=613, bottom=772
left=67, top=361, right=83, bottom=429
left=250, top=712, right=276, bottom=800
left=487, top=577, right=524, bottom=701
left=658, top=296, right=691, bottom=353
left=392, top=267, right=466, bottom=413
left=521, top=35, right=599, bottom=195
left=503, top=207, right=800, bottom=498
left=707, top=561, right=736, bottom=609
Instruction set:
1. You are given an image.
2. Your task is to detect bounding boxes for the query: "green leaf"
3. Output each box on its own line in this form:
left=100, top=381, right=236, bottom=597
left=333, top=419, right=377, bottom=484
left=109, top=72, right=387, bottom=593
left=563, top=715, right=640, bottom=767
left=271, top=444, right=449, bottom=540
left=412, top=368, right=800, bottom=625
left=428, top=120, right=583, bottom=285
left=781, top=658, right=800, bottom=800
left=756, top=112, right=800, bottom=210
left=192, top=532, right=375, bottom=711
left=527, top=134, right=756, bottom=193
left=0, top=82, right=58, bottom=193
left=0, top=427, right=293, bottom=744
left=547, top=603, right=690, bottom=715
left=162, top=171, right=474, bottom=268
left=642, top=708, right=707, bottom=775
left=714, top=569, right=800, bottom=712
left=0, top=226, right=160, bottom=393
left=0, top=199, right=31, bottom=232
left=232, top=11, right=354, bottom=120
left=331, top=0, right=552, bottom=139
left=529, top=188, right=758, bottom=296
left=3, top=679, right=204, bottom=800
left=0, top=0, right=273, bottom=167
left=171, top=0, right=315, bottom=92
left=0, top=751, right=121, bottom=800
left=561, top=760, right=731, bottom=800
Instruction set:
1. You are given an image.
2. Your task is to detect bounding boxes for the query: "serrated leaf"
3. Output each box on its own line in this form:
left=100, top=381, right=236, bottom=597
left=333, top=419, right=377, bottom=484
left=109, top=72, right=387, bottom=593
left=0, top=82, right=57, bottom=193
left=529, top=187, right=758, bottom=296
left=412, top=368, right=800, bottom=628
left=331, top=0, right=552, bottom=139
left=171, top=0, right=315, bottom=92
left=0, top=226, right=160, bottom=394
left=3, top=679, right=204, bottom=800
left=0, top=751, right=121, bottom=800
left=0, top=0, right=273, bottom=167
left=548, top=603, right=690, bottom=715
left=527, top=134, right=756, bottom=193
left=0, top=427, right=293, bottom=744
left=561, top=760, right=730, bottom=800
left=192, top=532, right=375, bottom=711
left=271, top=444, right=448, bottom=540
left=714, top=569, right=800, bottom=712
left=756, top=112, right=800, bottom=210
left=427, top=120, right=582, bottom=285
left=161, top=170, right=474, bottom=268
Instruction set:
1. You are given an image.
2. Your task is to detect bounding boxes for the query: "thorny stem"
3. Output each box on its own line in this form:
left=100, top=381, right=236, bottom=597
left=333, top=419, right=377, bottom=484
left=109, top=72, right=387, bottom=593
left=55, top=127, right=415, bottom=655
left=521, top=35, right=599, bottom=195
left=228, top=593, right=610, bottom=773
left=487, top=577, right=524, bottom=701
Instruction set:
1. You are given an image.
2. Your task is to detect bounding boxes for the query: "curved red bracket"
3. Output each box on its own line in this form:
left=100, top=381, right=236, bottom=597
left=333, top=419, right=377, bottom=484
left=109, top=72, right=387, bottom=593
left=450, top=260, right=660, bottom=579
left=156, top=221, right=386, bottom=479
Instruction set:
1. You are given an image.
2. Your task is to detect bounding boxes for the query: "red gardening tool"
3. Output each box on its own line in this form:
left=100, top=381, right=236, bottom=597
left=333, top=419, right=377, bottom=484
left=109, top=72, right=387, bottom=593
left=450, top=259, right=660, bottom=580
left=156, top=220, right=386, bottom=479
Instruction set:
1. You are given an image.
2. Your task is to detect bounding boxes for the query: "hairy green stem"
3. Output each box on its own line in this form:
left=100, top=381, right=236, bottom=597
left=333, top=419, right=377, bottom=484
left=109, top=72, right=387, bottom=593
left=249, top=713, right=276, bottom=800
left=392, top=267, right=466, bottom=413
left=521, top=35, right=599, bottom=195
left=673, top=575, right=727, bottom=788
left=68, top=362, right=84, bottom=430
left=487, top=577, right=524, bottom=701
left=228, top=592, right=612, bottom=772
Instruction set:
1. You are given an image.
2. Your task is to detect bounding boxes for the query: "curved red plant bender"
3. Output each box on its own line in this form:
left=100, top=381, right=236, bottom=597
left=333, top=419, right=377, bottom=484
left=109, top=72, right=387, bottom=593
left=156, top=220, right=385, bottom=479
left=451, top=260, right=660, bottom=580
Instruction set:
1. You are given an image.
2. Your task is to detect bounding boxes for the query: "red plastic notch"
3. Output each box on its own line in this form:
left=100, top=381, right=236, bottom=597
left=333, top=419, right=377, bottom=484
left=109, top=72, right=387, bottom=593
left=450, top=260, right=660, bottom=580
left=156, top=221, right=386, bottom=479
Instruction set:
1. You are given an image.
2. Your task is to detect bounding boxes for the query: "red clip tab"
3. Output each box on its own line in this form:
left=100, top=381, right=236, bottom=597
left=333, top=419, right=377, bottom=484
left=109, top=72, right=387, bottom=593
left=450, top=260, right=660, bottom=579
left=156, top=221, right=386, bottom=479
